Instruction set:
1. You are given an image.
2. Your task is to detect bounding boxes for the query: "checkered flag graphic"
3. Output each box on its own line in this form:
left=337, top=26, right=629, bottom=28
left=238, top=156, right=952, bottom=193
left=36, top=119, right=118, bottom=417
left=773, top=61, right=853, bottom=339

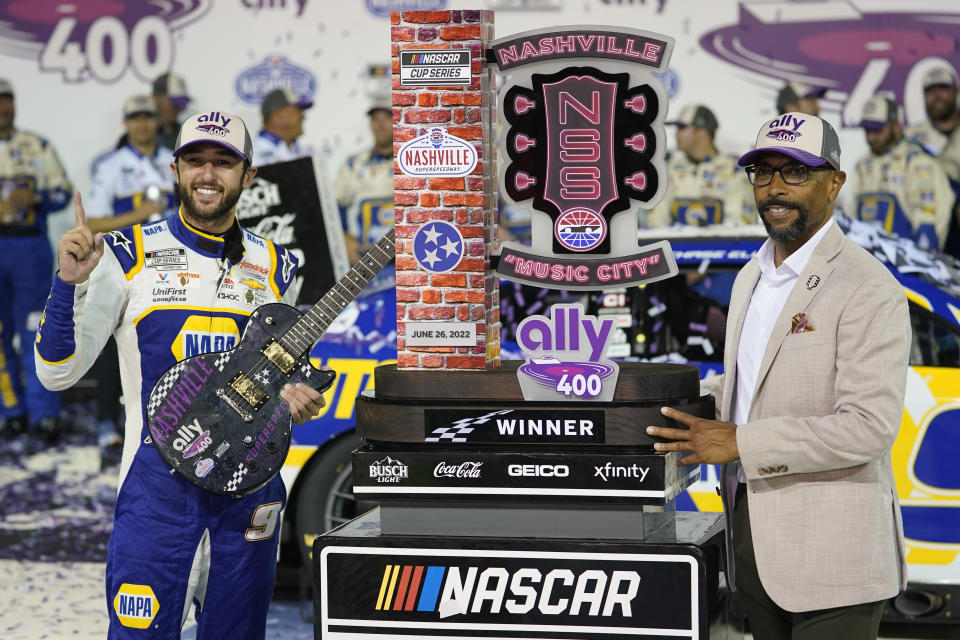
left=146, top=362, right=187, bottom=417
left=212, top=352, right=231, bottom=372
left=425, top=410, right=513, bottom=442
left=225, top=463, right=248, bottom=493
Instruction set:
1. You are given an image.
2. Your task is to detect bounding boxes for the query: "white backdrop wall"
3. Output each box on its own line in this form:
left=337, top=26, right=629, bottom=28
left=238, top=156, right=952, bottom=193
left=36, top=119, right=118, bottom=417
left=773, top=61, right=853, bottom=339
left=1, top=0, right=957, bottom=241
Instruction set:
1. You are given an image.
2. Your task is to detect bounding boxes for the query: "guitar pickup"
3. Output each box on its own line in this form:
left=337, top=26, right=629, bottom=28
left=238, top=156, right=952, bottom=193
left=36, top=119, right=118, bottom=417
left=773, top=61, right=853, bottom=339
left=227, top=371, right=268, bottom=411
left=262, top=339, right=297, bottom=376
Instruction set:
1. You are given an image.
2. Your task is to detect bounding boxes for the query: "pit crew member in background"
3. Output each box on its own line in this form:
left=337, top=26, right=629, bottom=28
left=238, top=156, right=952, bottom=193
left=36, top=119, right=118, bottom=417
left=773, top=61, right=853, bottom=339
left=904, top=66, right=960, bottom=164
left=776, top=80, right=826, bottom=117
left=115, top=72, right=192, bottom=151
left=646, top=104, right=754, bottom=229
left=35, top=111, right=324, bottom=638
left=0, top=78, right=71, bottom=440
left=854, top=95, right=952, bottom=251
left=335, top=95, right=394, bottom=264
left=649, top=113, right=909, bottom=640
left=646, top=104, right=754, bottom=305
left=85, top=94, right=178, bottom=452
left=253, top=89, right=314, bottom=166
left=86, top=95, right=176, bottom=234
left=905, top=65, right=960, bottom=257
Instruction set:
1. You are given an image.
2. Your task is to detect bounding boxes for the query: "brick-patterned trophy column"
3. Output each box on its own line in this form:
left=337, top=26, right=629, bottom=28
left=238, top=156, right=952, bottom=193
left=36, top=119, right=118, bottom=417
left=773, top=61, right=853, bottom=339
left=392, top=10, right=500, bottom=371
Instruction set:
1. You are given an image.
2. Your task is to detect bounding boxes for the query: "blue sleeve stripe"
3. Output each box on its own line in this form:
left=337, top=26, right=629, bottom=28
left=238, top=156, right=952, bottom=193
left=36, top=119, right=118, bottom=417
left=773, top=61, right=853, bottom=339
left=35, top=276, right=78, bottom=363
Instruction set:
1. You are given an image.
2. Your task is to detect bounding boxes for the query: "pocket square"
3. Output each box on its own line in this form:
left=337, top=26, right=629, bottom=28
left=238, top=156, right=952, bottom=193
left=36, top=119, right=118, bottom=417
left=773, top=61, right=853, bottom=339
left=791, top=312, right=814, bottom=334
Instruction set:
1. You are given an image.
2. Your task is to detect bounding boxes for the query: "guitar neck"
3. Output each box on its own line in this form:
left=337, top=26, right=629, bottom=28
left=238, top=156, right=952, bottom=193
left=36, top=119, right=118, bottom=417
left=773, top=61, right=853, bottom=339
left=280, top=228, right=396, bottom=354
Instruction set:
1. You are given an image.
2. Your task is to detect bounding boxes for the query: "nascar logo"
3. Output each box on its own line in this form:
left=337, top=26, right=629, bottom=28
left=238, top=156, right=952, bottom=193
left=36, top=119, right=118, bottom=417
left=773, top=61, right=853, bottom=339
left=113, top=583, right=159, bottom=629
left=375, top=563, right=641, bottom=619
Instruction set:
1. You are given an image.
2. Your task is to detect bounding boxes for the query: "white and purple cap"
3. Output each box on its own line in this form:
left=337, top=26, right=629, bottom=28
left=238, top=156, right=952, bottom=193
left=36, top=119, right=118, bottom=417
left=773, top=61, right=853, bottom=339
left=173, top=111, right=253, bottom=163
left=859, top=96, right=899, bottom=131
left=738, top=112, right=841, bottom=170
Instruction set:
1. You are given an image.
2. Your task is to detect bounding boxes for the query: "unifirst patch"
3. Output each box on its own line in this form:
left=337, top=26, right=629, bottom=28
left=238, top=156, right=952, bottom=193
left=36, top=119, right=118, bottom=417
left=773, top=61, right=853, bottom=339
left=113, top=583, right=159, bottom=629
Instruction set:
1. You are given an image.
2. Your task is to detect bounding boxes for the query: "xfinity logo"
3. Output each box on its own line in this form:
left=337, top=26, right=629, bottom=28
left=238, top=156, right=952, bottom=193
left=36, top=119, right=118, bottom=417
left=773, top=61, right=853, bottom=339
left=508, top=464, right=570, bottom=478
left=434, top=461, right=483, bottom=479
left=594, top=462, right=650, bottom=482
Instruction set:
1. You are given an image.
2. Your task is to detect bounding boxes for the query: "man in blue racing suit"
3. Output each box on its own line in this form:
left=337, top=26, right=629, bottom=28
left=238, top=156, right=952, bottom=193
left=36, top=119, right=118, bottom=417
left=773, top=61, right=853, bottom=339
left=35, top=110, right=324, bottom=638
left=0, top=78, right=72, bottom=438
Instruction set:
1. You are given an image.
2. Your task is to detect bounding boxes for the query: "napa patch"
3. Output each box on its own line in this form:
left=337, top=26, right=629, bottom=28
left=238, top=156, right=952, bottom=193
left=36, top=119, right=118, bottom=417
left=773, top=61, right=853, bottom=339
left=113, top=583, right=159, bottom=629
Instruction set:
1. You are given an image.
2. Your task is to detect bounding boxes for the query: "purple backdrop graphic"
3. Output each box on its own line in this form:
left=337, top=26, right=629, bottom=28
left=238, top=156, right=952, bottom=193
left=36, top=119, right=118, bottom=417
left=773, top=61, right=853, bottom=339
left=700, top=3, right=960, bottom=125
left=0, top=0, right=210, bottom=82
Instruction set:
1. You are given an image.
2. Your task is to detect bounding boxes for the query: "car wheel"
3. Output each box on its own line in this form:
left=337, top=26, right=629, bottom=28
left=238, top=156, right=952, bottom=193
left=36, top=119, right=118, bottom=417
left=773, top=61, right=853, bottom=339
left=292, top=433, right=368, bottom=570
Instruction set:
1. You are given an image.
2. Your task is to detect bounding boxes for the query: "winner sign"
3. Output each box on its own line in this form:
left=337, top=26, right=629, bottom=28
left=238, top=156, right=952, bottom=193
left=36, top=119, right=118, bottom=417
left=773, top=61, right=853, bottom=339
left=492, top=27, right=679, bottom=290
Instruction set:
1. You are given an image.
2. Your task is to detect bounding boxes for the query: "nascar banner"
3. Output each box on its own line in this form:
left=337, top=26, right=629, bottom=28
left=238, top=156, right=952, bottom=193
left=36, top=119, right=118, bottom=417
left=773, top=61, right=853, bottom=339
left=315, top=513, right=725, bottom=640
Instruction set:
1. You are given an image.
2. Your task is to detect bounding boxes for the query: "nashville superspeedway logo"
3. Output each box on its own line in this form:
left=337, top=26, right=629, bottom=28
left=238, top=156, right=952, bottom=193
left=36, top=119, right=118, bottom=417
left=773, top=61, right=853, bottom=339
left=113, top=583, right=159, bottom=629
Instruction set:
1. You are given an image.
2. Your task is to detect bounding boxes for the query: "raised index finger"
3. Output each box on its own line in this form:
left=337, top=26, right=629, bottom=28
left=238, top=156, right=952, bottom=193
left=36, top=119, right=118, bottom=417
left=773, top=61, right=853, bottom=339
left=74, top=191, right=86, bottom=228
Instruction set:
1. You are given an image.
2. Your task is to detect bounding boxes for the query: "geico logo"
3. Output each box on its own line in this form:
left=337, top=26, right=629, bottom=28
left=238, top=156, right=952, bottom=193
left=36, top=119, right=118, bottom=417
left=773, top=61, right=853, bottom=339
left=507, top=464, right=570, bottom=477
left=377, top=565, right=640, bottom=619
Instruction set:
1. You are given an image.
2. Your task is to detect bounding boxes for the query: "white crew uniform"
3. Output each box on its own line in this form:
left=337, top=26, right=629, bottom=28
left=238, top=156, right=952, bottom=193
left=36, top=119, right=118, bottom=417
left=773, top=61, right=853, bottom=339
left=335, top=148, right=394, bottom=250
left=854, top=138, right=953, bottom=250
left=86, top=144, right=176, bottom=220
left=646, top=152, right=756, bottom=228
left=252, top=130, right=313, bottom=166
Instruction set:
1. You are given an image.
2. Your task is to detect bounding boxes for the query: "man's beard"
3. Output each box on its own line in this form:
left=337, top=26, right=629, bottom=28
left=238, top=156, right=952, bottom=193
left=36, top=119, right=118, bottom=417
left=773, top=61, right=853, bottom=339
left=176, top=178, right=243, bottom=227
left=758, top=198, right=809, bottom=243
left=928, top=98, right=956, bottom=123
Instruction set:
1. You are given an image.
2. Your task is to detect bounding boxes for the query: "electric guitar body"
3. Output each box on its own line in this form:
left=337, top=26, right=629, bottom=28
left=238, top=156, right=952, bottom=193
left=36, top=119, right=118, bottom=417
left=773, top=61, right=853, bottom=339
left=145, top=228, right=397, bottom=496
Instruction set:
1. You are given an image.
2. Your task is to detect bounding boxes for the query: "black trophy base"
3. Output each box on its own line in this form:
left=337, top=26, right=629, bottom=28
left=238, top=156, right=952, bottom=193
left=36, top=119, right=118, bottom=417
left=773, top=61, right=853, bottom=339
left=313, top=508, right=742, bottom=640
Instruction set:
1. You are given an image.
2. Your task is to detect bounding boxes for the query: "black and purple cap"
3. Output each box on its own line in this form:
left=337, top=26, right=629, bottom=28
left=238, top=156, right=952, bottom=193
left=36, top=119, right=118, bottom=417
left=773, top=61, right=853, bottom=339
left=153, top=73, right=191, bottom=109
left=738, top=112, right=841, bottom=170
left=261, top=89, right=313, bottom=120
left=776, top=81, right=827, bottom=114
left=173, top=111, right=253, bottom=163
left=859, top=96, right=899, bottom=131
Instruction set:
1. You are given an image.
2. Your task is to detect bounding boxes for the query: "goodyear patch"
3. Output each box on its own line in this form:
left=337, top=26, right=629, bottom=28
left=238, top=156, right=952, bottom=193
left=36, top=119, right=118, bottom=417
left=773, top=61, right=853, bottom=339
left=113, top=583, right=159, bottom=629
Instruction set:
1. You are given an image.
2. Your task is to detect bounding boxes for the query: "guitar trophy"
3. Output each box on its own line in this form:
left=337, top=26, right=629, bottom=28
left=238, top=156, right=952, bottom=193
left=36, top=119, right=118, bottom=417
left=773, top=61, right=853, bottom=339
left=146, top=229, right=396, bottom=496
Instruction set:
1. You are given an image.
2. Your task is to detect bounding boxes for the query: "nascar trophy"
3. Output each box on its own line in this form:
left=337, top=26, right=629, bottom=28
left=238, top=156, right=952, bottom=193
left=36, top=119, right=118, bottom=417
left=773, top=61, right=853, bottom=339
left=314, top=12, right=733, bottom=640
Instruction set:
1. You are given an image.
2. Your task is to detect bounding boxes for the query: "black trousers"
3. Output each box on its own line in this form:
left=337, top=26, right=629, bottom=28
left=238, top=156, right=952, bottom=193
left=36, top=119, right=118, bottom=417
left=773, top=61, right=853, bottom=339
left=733, top=484, right=885, bottom=640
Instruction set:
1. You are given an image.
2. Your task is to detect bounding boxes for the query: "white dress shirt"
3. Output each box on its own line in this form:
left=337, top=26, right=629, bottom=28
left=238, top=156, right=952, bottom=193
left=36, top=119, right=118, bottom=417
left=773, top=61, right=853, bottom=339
left=734, top=217, right=835, bottom=427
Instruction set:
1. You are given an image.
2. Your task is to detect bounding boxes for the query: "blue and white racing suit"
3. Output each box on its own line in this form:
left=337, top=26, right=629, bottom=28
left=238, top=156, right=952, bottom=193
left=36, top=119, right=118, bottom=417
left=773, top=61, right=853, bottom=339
left=0, top=128, right=71, bottom=425
left=35, top=211, right=300, bottom=638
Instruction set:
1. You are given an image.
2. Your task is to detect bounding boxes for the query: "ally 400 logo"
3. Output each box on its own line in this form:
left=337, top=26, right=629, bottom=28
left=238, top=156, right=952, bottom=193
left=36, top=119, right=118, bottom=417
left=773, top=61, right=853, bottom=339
left=0, top=1, right=210, bottom=82
left=516, top=304, right=619, bottom=402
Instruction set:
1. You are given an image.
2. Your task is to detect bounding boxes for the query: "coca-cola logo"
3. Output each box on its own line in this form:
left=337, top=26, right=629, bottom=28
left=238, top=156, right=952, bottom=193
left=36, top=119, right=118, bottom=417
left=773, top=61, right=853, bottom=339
left=433, top=461, right=483, bottom=479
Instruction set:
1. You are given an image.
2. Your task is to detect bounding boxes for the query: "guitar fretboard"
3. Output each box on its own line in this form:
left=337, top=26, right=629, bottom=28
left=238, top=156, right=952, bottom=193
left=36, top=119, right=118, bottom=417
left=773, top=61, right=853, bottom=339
left=280, top=228, right=396, bottom=355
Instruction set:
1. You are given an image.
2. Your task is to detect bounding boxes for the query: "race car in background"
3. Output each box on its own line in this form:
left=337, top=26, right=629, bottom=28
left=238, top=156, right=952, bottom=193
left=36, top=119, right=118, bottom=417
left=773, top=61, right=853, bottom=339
left=282, top=218, right=960, bottom=624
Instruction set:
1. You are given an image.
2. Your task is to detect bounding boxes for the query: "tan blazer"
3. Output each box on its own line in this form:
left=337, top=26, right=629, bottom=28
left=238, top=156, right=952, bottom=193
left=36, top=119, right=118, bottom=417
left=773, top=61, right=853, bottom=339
left=702, top=222, right=910, bottom=612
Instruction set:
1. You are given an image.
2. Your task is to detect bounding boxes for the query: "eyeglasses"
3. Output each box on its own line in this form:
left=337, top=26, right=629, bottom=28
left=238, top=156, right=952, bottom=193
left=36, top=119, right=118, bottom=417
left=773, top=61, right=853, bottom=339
left=745, top=162, right=830, bottom=187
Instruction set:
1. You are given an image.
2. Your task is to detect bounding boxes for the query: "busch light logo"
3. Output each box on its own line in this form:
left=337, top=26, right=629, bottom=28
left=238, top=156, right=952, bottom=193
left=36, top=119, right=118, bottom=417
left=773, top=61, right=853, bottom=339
left=699, top=2, right=960, bottom=126
left=0, top=1, right=209, bottom=83
left=398, top=128, right=478, bottom=177
left=515, top=303, right=619, bottom=402
left=365, top=0, right=447, bottom=18
left=235, top=55, right=316, bottom=105
left=492, top=26, right=679, bottom=291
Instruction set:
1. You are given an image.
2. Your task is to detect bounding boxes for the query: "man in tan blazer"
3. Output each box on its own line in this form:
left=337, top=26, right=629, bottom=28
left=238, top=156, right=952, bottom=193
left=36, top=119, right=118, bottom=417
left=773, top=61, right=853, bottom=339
left=648, top=113, right=910, bottom=639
